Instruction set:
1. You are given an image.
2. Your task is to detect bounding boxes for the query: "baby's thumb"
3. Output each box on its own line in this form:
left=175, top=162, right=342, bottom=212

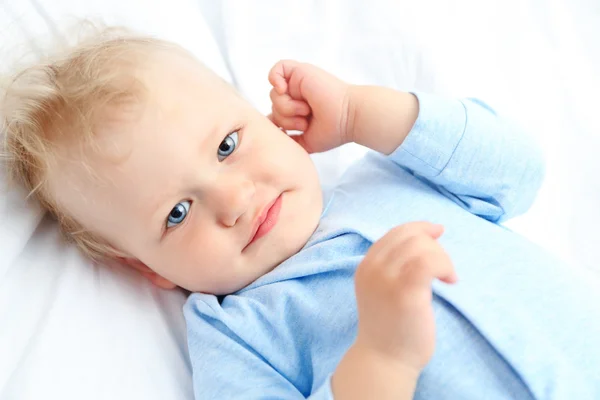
left=289, top=133, right=314, bottom=154
left=429, top=247, right=458, bottom=285
left=439, top=272, right=458, bottom=284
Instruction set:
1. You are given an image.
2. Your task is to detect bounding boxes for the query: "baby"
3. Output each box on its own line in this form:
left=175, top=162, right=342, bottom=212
left=2, top=30, right=600, bottom=399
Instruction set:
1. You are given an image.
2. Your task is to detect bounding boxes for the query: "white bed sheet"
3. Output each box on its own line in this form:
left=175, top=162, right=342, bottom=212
left=1, top=1, right=598, bottom=399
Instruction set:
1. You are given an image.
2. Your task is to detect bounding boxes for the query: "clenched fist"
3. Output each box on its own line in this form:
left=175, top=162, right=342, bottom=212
left=268, top=60, right=352, bottom=153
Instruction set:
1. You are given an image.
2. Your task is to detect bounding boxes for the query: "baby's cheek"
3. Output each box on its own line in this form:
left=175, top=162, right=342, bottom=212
left=179, top=229, right=228, bottom=272
left=274, top=134, right=304, bottom=165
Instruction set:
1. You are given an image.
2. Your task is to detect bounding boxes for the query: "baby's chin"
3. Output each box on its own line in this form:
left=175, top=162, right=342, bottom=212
left=217, top=228, right=316, bottom=295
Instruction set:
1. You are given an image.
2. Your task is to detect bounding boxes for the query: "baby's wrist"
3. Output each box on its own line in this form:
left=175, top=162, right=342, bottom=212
left=342, top=84, right=366, bottom=147
left=351, top=340, right=423, bottom=379
left=344, top=85, right=419, bottom=155
left=332, top=342, right=420, bottom=399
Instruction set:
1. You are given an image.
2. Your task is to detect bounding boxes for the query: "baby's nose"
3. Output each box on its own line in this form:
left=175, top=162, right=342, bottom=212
left=211, top=178, right=255, bottom=227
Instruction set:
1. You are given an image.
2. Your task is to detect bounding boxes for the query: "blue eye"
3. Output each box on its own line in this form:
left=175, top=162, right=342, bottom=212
left=167, top=200, right=191, bottom=228
left=217, top=131, right=239, bottom=161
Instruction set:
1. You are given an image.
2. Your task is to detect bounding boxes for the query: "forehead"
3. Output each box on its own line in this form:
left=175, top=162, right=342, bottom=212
left=146, top=51, right=236, bottom=109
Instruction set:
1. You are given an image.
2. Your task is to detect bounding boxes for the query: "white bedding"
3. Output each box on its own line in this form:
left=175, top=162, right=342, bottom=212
left=1, top=1, right=598, bottom=399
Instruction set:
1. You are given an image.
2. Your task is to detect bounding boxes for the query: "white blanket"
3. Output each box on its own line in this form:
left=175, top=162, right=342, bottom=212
left=1, top=1, right=598, bottom=399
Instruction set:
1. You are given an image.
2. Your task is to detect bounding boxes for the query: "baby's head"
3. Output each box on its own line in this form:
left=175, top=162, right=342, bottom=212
left=1, top=29, right=322, bottom=294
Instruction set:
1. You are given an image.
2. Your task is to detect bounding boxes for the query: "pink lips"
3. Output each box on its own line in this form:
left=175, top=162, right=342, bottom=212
left=245, top=194, right=283, bottom=249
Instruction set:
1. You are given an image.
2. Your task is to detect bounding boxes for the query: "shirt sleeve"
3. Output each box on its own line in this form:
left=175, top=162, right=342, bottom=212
left=185, top=297, right=334, bottom=400
left=389, top=92, right=545, bottom=222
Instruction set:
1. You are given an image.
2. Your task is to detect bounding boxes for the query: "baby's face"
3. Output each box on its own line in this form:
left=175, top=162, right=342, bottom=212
left=51, top=52, right=322, bottom=294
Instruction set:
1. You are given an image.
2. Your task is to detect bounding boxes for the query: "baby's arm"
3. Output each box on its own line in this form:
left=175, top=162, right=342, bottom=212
left=347, top=87, right=545, bottom=222
left=185, top=222, right=456, bottom=400
left=269, top=61, right=544, bottom=223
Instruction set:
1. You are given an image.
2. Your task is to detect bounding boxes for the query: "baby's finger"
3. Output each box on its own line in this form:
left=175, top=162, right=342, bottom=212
left=363, top=223, right=446, bottom=279
left=374, top=222, right=443, bottom=253
left=268, top=60, right=302, bottom=95
left=419, top=250, right=458, bottom=285
left=289, top=133, right=314, bottom=154
left=399, top=247, right=457, bottom=288
left=270, top=89, right=311, bottom=117
left=398, top=221, right=443, bottom=240
left=266, top=113, right=281, bottom=126
left=270, top=110, right=309, bottom=132
left=438, top=265, right=458, bottom=284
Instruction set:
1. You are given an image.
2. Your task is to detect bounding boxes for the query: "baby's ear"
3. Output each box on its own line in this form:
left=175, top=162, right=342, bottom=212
left=120, top=257, right=177, bottom=290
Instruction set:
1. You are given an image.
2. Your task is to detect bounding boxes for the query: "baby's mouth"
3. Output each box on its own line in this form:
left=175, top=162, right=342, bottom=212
left=244, top=193, right=283, bottom=250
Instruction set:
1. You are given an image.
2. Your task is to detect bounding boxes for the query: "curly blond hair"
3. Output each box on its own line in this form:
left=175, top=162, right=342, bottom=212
left=1, top=27, right=192, bottom=260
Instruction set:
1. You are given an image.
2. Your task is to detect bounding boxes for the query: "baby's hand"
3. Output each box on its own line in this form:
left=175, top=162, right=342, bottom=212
left=268, top=60, right=351, bottom=153
left=354, top=222, right=457, bottom=372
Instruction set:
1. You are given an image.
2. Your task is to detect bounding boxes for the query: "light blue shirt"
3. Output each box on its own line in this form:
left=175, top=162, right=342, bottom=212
left=184, top=93, right=600, bottom=399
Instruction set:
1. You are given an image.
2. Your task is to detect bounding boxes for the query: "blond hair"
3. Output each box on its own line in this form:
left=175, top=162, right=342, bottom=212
left=0, top=26, right=189, bottom=260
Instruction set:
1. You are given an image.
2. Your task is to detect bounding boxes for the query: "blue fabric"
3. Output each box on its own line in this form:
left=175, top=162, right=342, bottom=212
left=184, top=93, right=600, bottom=399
